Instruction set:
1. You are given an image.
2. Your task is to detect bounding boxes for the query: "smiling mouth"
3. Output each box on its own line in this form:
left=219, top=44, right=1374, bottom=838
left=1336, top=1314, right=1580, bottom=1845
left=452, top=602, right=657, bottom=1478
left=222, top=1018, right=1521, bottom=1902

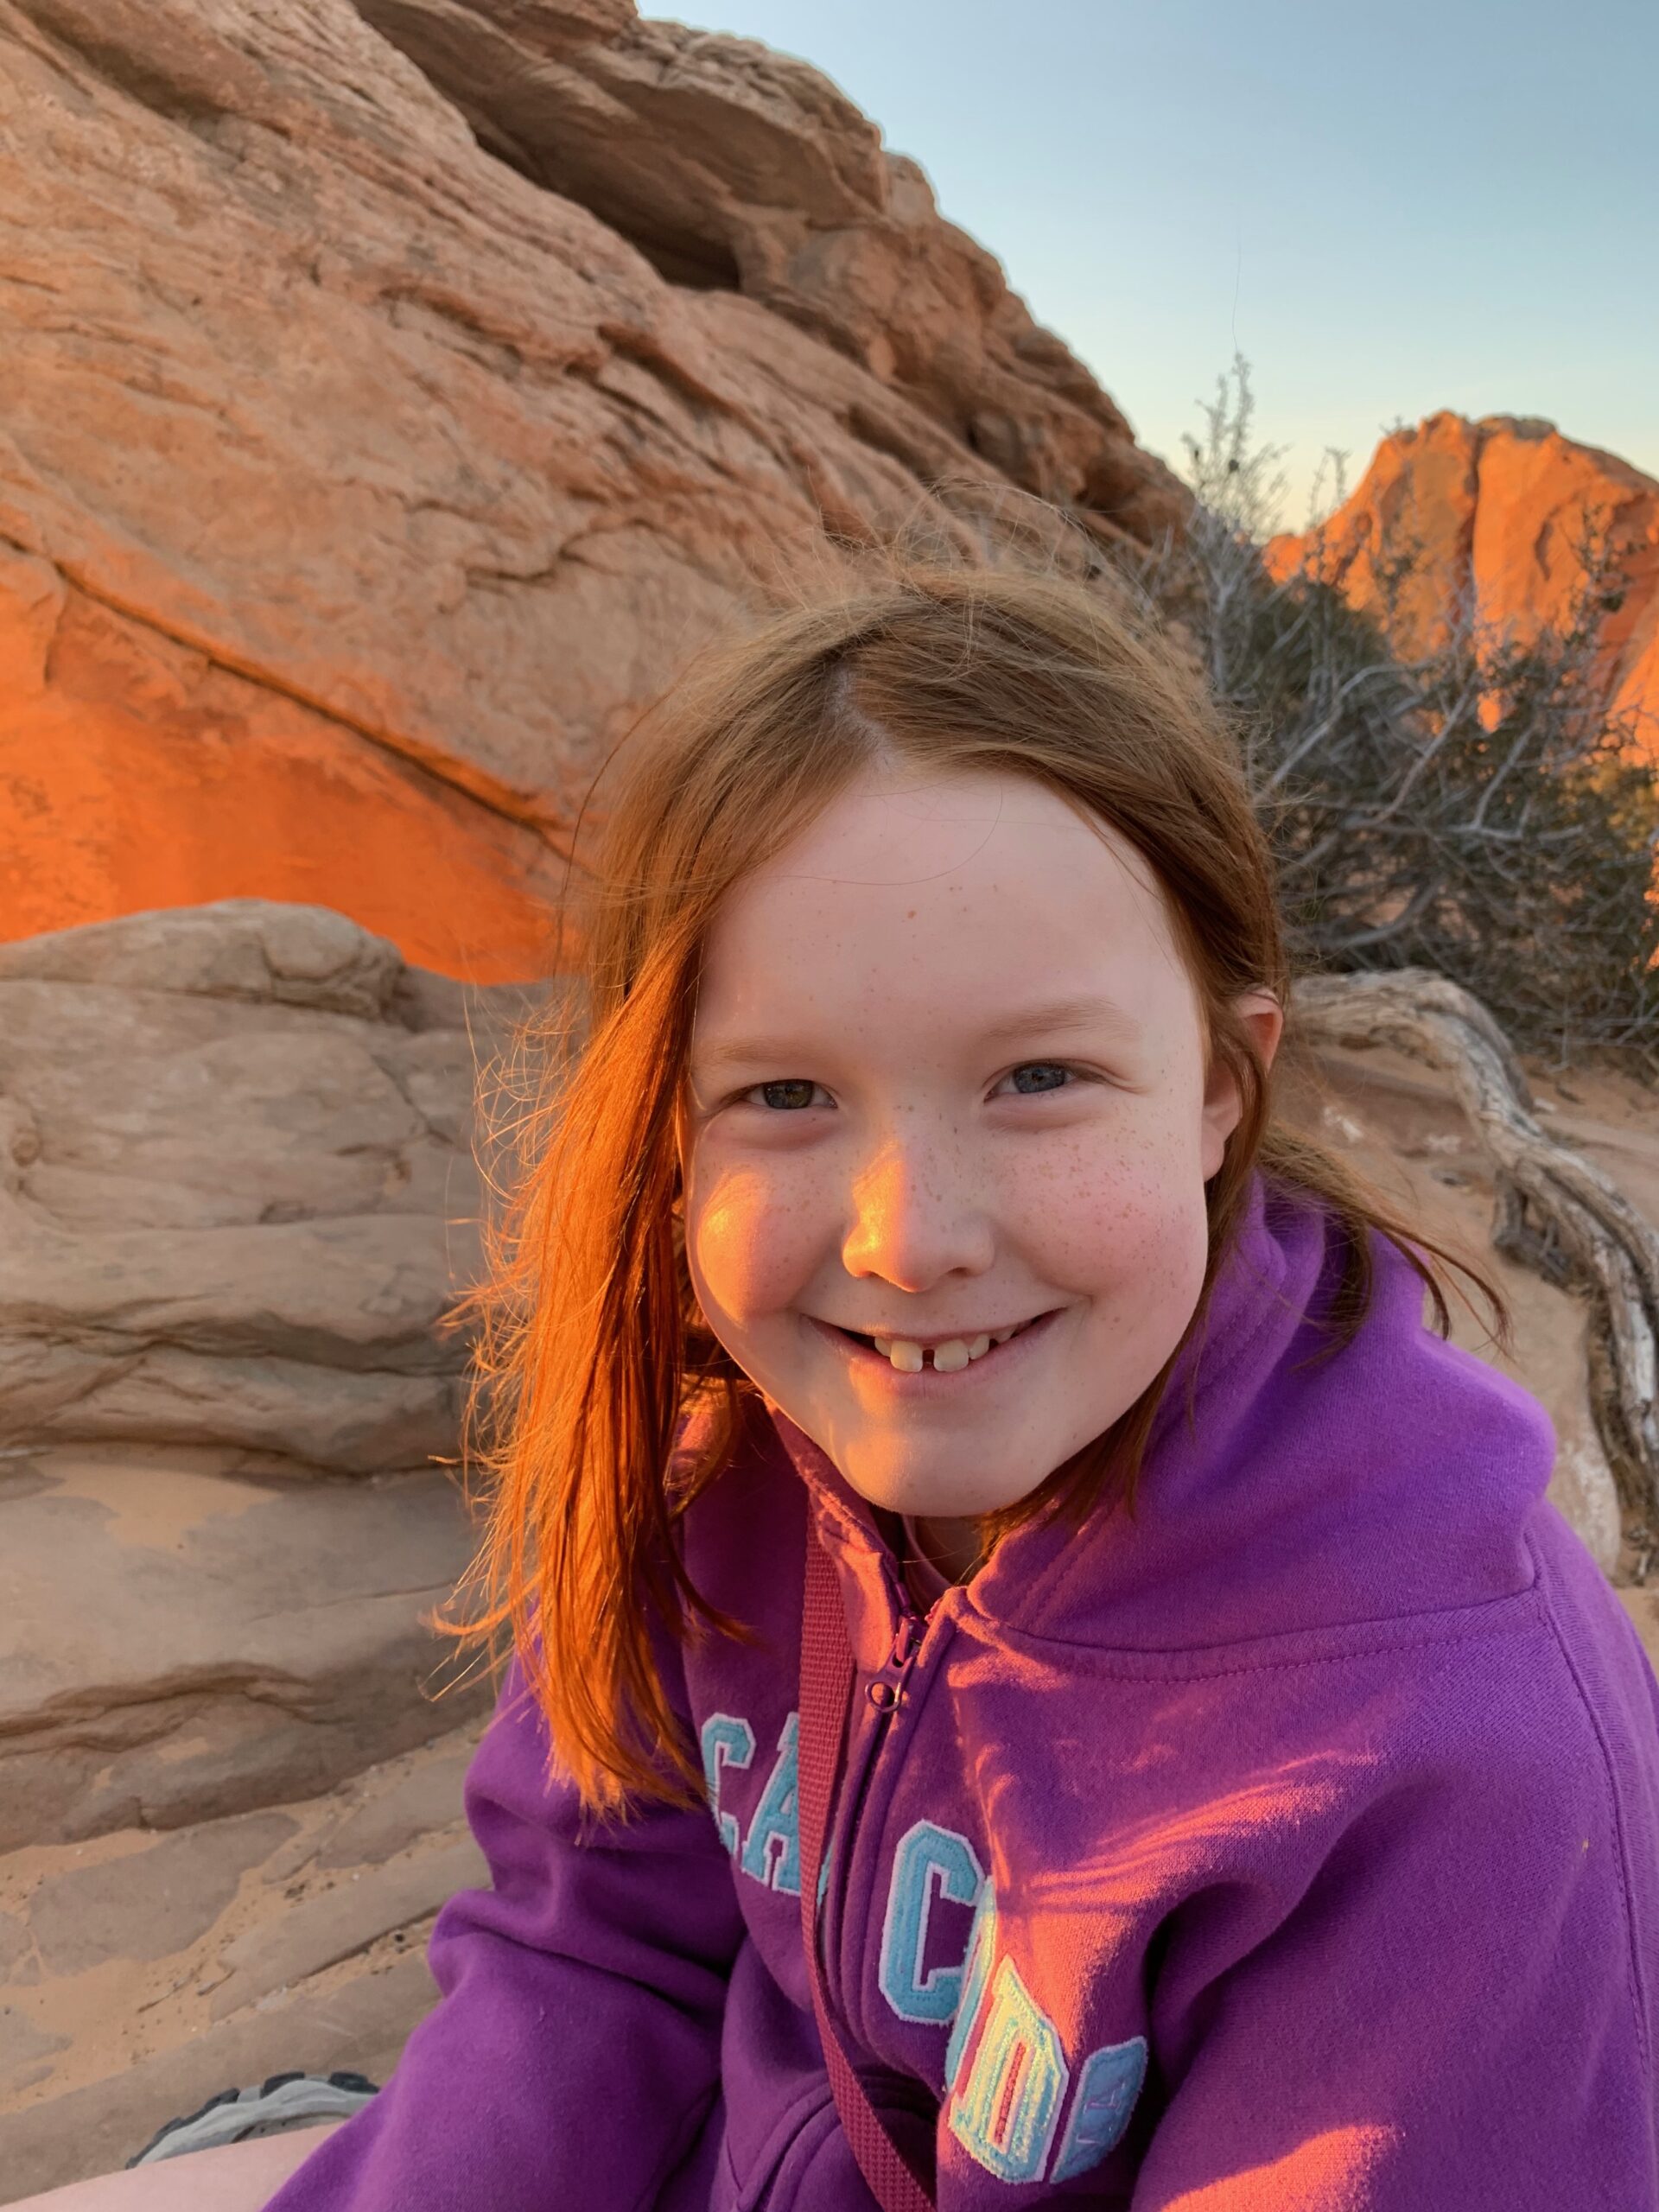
left=828, top=1313, right=1049, bottom=1374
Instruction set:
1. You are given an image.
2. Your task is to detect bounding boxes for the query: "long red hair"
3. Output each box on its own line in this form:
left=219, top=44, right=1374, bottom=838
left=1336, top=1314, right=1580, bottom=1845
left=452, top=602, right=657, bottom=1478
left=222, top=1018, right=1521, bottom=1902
left=432, top=549, right=1510, bottom=1819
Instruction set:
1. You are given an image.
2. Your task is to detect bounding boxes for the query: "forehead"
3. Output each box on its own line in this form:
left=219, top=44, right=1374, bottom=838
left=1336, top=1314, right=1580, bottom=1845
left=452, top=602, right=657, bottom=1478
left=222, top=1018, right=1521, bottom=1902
left=694, top=768, right=1198, bottom=1038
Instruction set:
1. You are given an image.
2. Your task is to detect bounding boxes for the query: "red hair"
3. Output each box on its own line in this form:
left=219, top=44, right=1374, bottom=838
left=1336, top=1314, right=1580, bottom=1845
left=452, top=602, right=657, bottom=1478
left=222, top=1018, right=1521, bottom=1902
left=432, top=550, right=1509, bottom=1819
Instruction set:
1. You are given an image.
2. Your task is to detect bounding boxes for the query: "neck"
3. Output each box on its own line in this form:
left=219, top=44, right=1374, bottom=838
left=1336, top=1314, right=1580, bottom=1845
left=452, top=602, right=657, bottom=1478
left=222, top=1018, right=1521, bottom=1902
left=911, top=1512, right=986, bottom=1584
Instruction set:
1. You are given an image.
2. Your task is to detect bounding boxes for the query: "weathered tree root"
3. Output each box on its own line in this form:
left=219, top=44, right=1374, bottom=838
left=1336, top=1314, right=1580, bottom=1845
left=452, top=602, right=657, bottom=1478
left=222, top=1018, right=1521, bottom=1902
left=1290, top=967, right=1659, bottom=1563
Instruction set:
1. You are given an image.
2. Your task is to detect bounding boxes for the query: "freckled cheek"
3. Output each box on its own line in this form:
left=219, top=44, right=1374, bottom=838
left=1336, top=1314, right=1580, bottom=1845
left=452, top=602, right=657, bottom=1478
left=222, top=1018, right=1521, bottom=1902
left=1001, top=1126, right=1207, bottom=1293
left=683, top=1158, right=834, bottom=1324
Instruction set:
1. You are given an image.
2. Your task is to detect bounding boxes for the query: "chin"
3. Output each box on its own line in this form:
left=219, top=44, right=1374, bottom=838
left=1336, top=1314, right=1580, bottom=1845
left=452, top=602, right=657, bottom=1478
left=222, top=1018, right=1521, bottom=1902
left=833, top=1433, right=1053, bottom=1524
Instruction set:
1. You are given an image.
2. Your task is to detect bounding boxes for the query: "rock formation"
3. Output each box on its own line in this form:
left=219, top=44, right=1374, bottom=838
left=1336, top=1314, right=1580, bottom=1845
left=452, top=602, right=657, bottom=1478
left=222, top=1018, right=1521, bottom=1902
left=352, top=0, right=1179, bottom=531
left=0, top=899, right=529, bottom=1851
left=0, top=0, right=1182, bottom=979
left=1265, top=413, right=1659, bottom=761
left=0, top=899, right=529, bottom=1478
left=0, top=1722, right=491, bottom=2197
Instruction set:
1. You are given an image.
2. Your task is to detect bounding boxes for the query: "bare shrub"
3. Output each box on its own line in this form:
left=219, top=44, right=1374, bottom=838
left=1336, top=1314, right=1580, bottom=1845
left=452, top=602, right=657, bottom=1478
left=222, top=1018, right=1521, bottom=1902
left=1121, top=359, right=1659, bottom=1077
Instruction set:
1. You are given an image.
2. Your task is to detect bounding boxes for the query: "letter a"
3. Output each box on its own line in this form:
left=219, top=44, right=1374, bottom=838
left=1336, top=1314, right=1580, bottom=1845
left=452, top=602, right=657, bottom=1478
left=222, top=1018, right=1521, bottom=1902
left=741, top=1712, right=802, bottom=1895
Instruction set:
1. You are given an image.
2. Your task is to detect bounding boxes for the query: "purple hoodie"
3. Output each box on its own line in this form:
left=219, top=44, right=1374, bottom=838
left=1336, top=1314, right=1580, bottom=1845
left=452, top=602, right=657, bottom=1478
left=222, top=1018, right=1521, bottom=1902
left=266, top=1170, right=1659, bottom=2209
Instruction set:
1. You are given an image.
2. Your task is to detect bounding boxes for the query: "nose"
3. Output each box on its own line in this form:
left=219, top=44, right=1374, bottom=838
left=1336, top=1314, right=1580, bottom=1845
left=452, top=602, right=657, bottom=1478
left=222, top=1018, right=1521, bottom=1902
left=840, top=1126, right=995, bottom=1293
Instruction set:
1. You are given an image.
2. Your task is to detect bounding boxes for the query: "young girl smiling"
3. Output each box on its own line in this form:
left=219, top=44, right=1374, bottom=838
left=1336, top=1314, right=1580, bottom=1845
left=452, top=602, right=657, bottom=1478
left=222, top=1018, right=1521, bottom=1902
left=41, top=555, right=1659, bottom=2209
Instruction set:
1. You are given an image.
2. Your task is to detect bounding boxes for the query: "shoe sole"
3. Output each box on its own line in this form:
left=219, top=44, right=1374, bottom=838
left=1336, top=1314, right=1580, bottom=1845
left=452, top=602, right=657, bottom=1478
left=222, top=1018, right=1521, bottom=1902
left=128, top=2072, right=379, bottom=2165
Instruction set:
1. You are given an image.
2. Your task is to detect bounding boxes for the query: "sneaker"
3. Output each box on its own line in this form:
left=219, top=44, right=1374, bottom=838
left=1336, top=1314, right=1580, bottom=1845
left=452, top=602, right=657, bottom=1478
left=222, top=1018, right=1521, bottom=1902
left=126, top=2070, right=380, bottom=2166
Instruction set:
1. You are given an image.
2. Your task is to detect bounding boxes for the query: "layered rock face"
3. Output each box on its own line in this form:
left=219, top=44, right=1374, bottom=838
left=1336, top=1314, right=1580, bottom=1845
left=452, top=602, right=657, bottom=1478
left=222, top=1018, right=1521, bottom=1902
left=352, top=0, right=1179, bottom=530
left=0, top=0, right=1182, bottom=978
left=1266, top=413, right=1659, bottom=760
left=0, top=899, right=531, bottom=1477
left=0, top=892, right=537, bottom=2190
left=0, top=899, right=531, bottom=1853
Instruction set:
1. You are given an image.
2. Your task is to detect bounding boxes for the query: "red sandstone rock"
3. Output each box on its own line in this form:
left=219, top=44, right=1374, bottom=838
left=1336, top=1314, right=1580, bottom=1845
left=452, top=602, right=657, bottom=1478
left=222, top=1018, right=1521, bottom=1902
left=0, top=0, right=1180, bottom=977
left=1267, top=414, right=1659, bottom=765
left=354, top=0, right=1185, bottom=535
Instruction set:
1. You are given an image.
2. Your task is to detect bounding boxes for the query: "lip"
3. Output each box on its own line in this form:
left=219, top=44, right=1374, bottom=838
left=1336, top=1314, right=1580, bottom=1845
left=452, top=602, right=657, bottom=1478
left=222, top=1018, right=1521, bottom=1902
left=804, top=1308, right=1062, bottom=1395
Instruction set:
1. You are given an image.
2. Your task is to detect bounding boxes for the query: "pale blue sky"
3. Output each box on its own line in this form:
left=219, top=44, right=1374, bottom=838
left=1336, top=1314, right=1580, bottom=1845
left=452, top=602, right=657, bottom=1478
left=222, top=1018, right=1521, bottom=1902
left=683, top=0, right=1658, bottom=524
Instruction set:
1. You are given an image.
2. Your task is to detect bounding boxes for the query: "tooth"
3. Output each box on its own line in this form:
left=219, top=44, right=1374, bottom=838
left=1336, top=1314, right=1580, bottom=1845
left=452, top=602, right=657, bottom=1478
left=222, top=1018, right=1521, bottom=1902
left=991, top=1326, right=1017, bottom=1344
left=888, top=1340, right=924, bottom=1373
left=966, top=1335, right=992, bottom=1360
left=873, top=1338, right=893, bottom=1357
left=931, top=1339, right=970, bottom=1373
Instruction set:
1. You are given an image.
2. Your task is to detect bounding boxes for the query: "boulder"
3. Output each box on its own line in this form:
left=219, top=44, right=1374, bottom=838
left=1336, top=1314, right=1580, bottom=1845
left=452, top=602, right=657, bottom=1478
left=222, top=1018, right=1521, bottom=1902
left=0, top=898, right=531, bottom=1474
left=0, top=1443, right=492, bottom=1848
left=1266, top=413, right=1659, bottom=764
left=0, top=897, right=514, bottom=1851
left=1276, top=1034, right=1659, bottom=1579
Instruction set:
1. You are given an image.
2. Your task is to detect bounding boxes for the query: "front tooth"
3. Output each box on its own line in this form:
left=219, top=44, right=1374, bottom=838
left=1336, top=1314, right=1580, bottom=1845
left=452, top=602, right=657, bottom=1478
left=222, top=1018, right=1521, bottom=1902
left=888, top=1339, right=924, bottom=1373
left=991, top=1325, right=1018, bottom=1344
left=966, top=1334, right=992, bottom=1360
left=931, top=1338, right=970, bottom=1373
left=873, top=1338, right=893, bottom=1357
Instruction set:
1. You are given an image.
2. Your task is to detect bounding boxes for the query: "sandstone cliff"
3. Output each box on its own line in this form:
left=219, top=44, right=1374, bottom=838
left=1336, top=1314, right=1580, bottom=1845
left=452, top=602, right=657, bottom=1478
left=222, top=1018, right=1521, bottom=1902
left=1266, top=412, right=1659, bottom=761
left=0, top=0, right=1181, bottom=982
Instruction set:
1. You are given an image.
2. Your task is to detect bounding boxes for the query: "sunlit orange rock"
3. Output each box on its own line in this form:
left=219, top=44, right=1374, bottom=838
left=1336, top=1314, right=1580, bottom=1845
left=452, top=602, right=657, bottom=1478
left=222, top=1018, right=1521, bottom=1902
left=1266, top=414, right=1659, bottom=764
left=0, top=0, right=1179, bottom=982
left=0, top=550, right=569, bottom=984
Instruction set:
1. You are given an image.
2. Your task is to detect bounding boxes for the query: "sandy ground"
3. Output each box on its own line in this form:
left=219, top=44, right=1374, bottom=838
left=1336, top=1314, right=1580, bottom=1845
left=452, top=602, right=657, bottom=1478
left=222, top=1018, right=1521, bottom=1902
left=0, top=1721, right=488, bottom=2198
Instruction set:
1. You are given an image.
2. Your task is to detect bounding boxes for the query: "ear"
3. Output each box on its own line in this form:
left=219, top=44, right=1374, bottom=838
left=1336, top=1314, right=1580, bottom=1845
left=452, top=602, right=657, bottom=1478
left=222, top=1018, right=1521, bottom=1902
left=1200, top=990, right=1284, bottom=1180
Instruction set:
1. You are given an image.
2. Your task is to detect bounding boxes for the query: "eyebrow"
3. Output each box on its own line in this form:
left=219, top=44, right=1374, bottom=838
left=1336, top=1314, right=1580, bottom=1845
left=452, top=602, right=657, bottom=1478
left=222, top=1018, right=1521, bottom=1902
left=692, top=995, right=1142, bottom=1072
left=973, top=995, right=1143, bottom=1049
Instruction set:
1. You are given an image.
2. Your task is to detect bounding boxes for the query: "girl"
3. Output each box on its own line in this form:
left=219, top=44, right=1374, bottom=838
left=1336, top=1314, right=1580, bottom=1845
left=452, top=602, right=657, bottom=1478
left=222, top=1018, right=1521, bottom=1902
left=34, top=552, right=1659, bottom=2209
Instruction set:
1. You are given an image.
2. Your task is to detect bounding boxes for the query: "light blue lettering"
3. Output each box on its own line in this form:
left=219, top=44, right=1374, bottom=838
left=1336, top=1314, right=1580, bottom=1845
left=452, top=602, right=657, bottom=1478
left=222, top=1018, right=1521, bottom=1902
left=946, top=1955, right=1069, bottom=2184
left=1049, top=2037, right=1148, bottom=2182
left=699, top=1713, right=754, bottom=1857
left=943, top=1879, right=998, bottom=2092
left=740, top=1712, right=802, bottom=1895
left=879, top=1821, right=986, bottom=2024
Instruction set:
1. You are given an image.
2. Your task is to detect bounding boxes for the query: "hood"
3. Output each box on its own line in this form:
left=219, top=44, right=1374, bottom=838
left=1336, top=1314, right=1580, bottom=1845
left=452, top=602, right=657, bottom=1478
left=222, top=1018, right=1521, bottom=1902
left=771, top=1166, right=1558, bottom=1657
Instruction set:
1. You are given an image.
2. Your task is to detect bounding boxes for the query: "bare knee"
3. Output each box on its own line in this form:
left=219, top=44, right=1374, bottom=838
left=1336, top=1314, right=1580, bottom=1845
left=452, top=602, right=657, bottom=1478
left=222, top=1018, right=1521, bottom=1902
left=7, top=2119, right=348, bottom=2211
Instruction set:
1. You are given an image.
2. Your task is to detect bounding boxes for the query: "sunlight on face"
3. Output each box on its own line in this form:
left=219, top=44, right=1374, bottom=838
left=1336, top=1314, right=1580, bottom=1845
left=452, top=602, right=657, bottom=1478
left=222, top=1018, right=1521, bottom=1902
left=681, top=768, right=1277, bottom=1540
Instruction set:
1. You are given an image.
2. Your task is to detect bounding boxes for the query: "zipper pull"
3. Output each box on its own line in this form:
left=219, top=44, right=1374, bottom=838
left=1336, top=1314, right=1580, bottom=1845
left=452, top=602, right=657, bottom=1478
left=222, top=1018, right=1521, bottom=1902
left=866, top=1608, right=925, bottom=1711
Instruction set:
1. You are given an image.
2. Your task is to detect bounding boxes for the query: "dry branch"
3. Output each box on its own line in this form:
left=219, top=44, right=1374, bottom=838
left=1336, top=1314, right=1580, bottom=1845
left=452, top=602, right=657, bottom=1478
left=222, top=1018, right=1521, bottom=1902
left=1290, top=966, right=1659, bottom=1554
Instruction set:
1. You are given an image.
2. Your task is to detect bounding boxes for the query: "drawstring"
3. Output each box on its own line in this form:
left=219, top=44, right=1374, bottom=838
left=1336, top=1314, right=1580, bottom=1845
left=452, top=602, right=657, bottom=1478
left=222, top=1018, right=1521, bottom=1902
left=798, top=1508, right=938, bottom=2211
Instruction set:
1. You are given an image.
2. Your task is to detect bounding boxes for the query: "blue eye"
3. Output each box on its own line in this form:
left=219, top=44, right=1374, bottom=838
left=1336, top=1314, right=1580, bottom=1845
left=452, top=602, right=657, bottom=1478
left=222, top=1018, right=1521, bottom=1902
left=754, top=1080, right=823, bottom=1110
left=1006, top=1063, right=1071, bottom=1095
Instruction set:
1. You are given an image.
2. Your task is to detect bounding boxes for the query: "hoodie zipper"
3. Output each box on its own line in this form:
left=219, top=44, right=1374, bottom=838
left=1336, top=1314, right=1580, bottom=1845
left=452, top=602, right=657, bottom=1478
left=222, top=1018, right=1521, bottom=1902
left=823, top=1590, right=930, bottom=2013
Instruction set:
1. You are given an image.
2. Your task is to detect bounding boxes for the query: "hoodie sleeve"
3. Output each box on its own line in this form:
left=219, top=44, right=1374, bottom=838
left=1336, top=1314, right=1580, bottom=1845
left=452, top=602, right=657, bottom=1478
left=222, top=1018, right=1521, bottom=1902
left=262, top=1637, right=747, bottom=2212
left=1123, top=1647, right=1655, bottom=2211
